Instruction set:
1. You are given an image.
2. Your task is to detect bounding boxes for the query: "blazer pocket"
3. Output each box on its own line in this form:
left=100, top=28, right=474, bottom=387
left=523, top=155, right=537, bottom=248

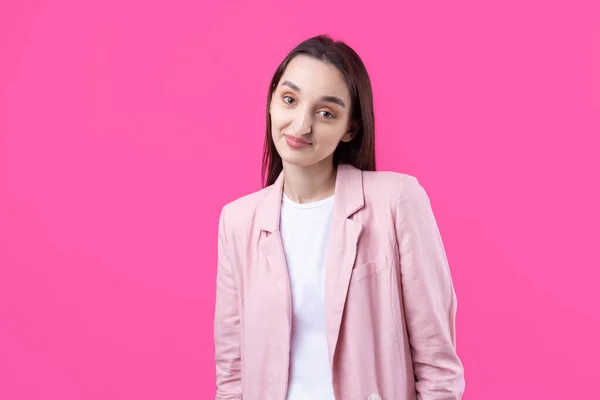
left=350, top=255, right=389, bottom=284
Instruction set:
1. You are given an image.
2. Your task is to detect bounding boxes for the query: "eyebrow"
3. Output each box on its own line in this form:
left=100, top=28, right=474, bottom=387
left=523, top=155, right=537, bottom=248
left=280, top=80, right=346, bottom=108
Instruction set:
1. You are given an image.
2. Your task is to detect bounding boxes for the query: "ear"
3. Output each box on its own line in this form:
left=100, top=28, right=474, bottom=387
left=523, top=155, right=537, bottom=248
left=340, top=131, right=356, bottom=143
left=340, top=120, right=358, bottom=143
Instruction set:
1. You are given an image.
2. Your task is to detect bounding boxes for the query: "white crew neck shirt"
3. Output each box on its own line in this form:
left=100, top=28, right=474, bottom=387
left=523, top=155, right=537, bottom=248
left=279, top=192, right=336, bottom=400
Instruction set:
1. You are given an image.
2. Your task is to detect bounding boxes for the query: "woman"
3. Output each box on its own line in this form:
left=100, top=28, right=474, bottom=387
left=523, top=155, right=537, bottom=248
left=214, top=34, right=465, bottom=400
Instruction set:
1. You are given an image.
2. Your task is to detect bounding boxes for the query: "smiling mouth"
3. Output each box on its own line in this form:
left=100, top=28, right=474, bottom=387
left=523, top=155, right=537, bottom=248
left=285, top=135, right=311, bottom=144
left=284, top=134, right=312, bottom=149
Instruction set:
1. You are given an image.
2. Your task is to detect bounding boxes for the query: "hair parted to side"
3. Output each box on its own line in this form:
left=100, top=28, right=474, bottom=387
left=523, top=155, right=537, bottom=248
left=261, top=34, right=376, bottom=187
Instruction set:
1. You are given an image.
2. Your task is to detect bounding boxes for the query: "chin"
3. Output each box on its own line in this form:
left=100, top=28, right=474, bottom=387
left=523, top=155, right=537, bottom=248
left=279, top=151, right=315, bottom=168
left=280, top=149, right=334, bottom=170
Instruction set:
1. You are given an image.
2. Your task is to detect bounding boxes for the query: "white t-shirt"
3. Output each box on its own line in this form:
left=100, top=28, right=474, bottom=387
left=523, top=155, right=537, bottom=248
left=280, top=192, right=336, bottom=400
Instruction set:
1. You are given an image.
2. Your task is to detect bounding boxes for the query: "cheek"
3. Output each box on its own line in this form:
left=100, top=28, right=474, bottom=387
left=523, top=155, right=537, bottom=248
left=315, top=126, right=347, bottom=147
left=269, top=108, right=294, bottom=135
left=269, top=107, right=285, bottom=129
left=269, top=115, right=286, bottom=144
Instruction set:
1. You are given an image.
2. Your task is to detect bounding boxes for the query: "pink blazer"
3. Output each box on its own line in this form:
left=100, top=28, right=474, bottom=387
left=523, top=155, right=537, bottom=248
left=214, top=163, right=465, bottom=400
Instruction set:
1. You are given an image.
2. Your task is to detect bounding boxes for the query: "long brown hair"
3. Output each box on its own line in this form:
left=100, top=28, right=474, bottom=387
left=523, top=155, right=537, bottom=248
left=261, top=34, right=376, bottom=187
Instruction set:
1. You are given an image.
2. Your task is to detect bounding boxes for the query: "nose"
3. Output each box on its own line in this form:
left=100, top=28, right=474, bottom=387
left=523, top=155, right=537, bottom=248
left=289, top=108, right=312, bottom=135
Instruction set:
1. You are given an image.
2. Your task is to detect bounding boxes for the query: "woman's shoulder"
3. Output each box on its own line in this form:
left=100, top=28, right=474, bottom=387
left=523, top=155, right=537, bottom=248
left=363, top=169, right=412, bottom=183
left=362, top=169, right=421, bottom=192
left=361, top=169, right=429, bottom=206
left=218, top=185, right=271, bottom=229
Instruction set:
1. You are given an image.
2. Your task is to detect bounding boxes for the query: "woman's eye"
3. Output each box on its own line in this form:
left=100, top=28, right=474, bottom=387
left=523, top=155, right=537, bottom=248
left=282, top=95, right=295, bottom=105
left=319, top=110, right=335, bottom=119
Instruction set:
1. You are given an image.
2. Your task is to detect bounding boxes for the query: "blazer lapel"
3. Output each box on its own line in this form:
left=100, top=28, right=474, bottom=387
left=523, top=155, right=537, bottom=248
left=256, top=171, right=293, bottom=328
left=255, top=164, right=365, bottom=370
left=324, top=164, right=365, bottom=368
left=259, top=231, right=292, bottom=327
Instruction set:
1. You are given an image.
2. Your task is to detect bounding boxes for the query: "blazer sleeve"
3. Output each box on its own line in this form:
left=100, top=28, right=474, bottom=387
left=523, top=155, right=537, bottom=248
left=395, top=175, right=465, bottom=399
left=214, top=204, right=243, bottom=399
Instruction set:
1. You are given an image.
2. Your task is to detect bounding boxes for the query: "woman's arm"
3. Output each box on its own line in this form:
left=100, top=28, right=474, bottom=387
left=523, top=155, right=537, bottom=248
left=214, top=204, right=242, bottom=399
left=395, top=175, right=466, bottom=399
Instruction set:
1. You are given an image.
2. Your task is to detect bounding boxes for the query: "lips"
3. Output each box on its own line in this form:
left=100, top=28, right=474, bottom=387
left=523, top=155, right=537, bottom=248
left=284, top=134, right=312, bottom=149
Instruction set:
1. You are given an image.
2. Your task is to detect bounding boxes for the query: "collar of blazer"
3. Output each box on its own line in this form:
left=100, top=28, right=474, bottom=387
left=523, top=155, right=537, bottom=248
left=256, top=162, right=365, bottom=233
left=255, top=162, right=366, bottom=369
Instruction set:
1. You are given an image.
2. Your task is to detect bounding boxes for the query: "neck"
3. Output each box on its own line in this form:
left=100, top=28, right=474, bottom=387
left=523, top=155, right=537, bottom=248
left=282, top=158, right=337, bottom=204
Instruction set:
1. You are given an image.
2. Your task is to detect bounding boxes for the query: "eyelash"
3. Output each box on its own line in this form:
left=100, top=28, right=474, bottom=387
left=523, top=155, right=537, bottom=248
left=282, top=95, right=336, bottom=119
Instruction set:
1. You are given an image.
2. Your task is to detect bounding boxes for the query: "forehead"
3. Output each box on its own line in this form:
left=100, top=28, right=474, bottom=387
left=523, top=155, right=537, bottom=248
left=279, top=55, right=350, bottom=101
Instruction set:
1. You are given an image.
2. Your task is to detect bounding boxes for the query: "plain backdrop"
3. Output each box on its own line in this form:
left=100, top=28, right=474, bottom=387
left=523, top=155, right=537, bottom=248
left=1, top=0, right=599, bottom=398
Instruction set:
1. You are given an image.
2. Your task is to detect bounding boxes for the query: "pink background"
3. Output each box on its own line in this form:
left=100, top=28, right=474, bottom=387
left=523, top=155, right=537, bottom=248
left=1, top=0, right=599, bottom=398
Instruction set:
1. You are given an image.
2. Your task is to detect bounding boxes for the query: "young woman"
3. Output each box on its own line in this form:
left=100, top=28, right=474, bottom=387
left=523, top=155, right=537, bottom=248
left=214, top=35, right=465, bottom=400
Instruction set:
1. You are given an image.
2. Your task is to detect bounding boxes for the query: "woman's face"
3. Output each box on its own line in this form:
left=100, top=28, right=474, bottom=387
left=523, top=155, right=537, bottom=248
left=270, top=55, right=354, bottom=168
